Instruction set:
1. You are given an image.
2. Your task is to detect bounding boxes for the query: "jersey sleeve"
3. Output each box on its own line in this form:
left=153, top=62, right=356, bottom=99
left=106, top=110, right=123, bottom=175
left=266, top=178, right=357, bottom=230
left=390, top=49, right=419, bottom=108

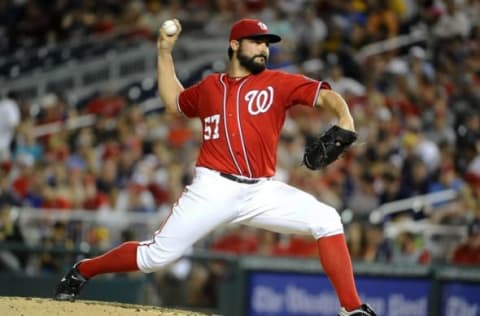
left=284, top=73, right=331, bottom=108
left=177, top=81, right=202, bottom=117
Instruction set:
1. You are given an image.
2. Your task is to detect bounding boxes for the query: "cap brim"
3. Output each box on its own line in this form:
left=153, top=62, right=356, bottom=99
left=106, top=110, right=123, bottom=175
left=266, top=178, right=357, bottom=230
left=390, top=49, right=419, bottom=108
left=243, top=33, right=282, bottom=43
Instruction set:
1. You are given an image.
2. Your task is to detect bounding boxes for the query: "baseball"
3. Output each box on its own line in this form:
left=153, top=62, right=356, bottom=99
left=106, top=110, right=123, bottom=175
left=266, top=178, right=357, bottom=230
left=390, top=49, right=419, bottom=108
left=162, top=20, right=177, bottom=36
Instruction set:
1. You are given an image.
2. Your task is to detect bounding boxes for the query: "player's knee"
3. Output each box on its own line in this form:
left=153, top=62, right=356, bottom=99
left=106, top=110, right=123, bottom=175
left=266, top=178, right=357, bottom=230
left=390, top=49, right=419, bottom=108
left=308, top=205, right=343, bottom=239
left=136, top=244, right=183, bottom=273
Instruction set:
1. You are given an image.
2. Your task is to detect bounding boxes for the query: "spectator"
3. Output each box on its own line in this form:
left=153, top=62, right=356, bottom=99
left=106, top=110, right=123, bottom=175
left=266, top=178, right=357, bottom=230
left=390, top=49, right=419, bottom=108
left=456, top=110, right=480, bottom=173
left=407, top=118, right=441, bottom=174
left=346, top=170, right=379, bottom=219
left=21, top=166, right=47, bottom=208
left=39, top=221, right=74, bottom=273
left=366, top=2, right=399, bottom=41
left=115, top=181, right=156, bottom=213
left=325, top=61, right=366, bottom=97
left=13, top=1, right=51, bottom=48
left=432, top=0, right=471, bottom=39
left=379, top=170, right=403, bottom=204
left=138, top=0, right=171, bottom=34
left=423, top=92, right=456, bottom=147
left=272, top=235, right=318, bottom=258
left=0, top=170, right=21, bottom=207
left=96, top=158, right=120, bottom=195
left=295, top=6, right=328, bottom=60
left=451, top=218, right=480, bottom=265
left=363, top=223, right=392, bottom=263
left=399, top=157, right=431, bottom=199
left=59, top=3, right=97, bottom=41
left=0, top=202, right=27, bottom=271
left=0, top=92, right=21, bottom=163
left=82, top=175, right=110, bottom=211
left=11, top=154, right=36, bottom=201
left=14, top=120, right=44, bottom=163
left=428, top=163, right=465, bottom=197
left=346, top=221, right=365, bottom=261
left=210, top=226, right=259, bottom=255
left=346, top=222, right=392, bottom=263
left=84, top=89, right=127, bottom=118
left=203, top=0, right=235, bottom=37
left=392, top=231, right=431, bottom=265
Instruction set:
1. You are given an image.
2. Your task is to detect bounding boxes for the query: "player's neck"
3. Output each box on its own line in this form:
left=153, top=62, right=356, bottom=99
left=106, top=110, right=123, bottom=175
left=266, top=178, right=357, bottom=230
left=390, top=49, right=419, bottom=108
left=227, top=63, right=251, bottom=79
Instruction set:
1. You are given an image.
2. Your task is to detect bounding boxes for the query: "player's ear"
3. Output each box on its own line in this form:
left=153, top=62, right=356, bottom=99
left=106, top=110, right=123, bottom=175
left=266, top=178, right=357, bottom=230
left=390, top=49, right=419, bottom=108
left=230, top=39, right=240, bottom=51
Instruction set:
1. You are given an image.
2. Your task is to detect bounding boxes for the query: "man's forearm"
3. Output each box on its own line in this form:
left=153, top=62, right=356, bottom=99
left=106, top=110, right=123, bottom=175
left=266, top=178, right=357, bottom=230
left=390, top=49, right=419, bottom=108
left=157, top=52, right=184, bottom=113
left=317, top=89, right=355, bottom=131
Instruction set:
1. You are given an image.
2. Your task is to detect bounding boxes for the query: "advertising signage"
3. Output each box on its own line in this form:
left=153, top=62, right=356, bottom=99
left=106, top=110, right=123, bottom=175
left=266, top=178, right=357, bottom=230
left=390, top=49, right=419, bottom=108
left=247, top=272, right=430, bottom=316
left=441, top=282, right=480, bottom=316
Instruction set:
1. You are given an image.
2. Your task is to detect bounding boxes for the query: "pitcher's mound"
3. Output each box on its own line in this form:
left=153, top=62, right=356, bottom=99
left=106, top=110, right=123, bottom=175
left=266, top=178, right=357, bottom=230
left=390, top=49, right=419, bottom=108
left=0, top=296, right=208, bottom=316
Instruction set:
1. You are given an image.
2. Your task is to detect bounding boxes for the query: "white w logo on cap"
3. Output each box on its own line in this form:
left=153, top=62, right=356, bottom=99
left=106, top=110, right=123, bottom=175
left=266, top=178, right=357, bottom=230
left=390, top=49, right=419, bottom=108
left=257, top=22, right=268, bottom=30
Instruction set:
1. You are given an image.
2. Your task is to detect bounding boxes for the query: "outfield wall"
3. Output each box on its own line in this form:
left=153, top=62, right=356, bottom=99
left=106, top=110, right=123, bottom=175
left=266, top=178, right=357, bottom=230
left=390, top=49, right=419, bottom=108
left=1, top=252, right=479, bottom=316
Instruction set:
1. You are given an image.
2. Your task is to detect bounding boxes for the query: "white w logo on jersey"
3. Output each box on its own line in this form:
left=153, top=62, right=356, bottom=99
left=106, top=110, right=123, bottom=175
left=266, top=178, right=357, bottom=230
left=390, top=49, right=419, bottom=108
left=245, top=86, right=274, bottom=115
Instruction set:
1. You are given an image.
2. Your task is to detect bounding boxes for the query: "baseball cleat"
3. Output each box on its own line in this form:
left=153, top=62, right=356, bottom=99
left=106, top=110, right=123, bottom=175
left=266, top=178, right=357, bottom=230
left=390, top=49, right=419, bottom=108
left=54, top=262, right=89, bottom=301
left=338, top=303, right=377, bottom=316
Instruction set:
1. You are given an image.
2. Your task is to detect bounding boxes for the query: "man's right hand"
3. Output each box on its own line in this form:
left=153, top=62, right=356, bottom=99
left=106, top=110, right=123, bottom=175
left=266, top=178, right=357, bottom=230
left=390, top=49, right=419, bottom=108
left=157, top=19, right=182, bottom=53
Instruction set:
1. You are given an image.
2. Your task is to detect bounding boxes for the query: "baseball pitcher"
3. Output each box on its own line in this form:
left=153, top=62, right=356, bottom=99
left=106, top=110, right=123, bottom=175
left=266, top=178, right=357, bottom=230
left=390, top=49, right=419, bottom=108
left=55, top=18, right=376, bottom=316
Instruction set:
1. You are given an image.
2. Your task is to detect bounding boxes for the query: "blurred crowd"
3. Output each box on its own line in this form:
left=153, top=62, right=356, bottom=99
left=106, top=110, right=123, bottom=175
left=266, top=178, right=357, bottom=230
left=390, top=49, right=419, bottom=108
left=1, top=0, right=480, bottom=307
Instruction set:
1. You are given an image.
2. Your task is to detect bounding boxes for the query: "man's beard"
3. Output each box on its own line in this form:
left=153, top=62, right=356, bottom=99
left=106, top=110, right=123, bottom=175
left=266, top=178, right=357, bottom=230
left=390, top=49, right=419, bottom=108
left=237, top=48, right=268, bottom=74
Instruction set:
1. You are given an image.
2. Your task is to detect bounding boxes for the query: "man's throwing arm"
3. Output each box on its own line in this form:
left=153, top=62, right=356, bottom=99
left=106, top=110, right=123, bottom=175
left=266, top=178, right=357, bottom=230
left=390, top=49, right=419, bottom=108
left=157, top=19, right=184, bottom=113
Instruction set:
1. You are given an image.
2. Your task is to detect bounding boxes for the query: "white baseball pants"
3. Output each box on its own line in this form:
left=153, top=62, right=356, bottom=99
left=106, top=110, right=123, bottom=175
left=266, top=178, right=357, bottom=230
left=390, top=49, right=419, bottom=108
left=137, top=167, right=343, bottom=273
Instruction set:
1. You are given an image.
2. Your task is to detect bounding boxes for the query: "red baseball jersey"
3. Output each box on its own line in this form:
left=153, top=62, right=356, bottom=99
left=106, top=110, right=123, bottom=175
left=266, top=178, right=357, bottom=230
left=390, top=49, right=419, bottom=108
left=177, top=69, right=331, bottom=178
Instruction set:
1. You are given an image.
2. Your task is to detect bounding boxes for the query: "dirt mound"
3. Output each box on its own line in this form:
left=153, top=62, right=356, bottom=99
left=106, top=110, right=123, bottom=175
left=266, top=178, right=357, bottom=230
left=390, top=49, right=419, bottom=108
left=0, top=296, right=208, bottom=316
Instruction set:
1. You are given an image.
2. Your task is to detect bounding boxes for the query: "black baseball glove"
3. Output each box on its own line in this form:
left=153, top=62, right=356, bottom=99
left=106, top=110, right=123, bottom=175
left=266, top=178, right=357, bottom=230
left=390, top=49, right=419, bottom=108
left=303, top=125, right=358, bottom=170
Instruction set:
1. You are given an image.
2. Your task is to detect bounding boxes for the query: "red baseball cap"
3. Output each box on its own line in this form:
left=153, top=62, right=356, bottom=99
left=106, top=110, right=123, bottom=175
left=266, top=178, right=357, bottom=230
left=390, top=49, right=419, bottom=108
left=229, top=18, right=281, bottom=43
